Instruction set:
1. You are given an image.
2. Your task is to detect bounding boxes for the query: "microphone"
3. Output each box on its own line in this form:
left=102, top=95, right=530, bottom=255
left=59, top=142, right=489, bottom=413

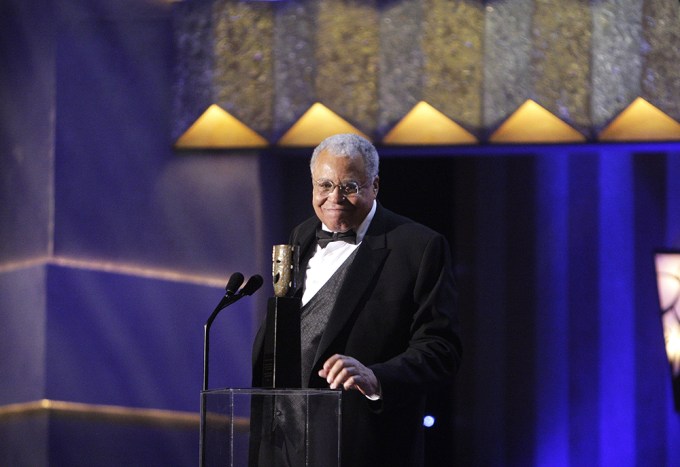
left=214, top=272, right=245, bottom=311
left=239, top=274, right=263, bottom=296
left=225, top=272, right=245, bottom=296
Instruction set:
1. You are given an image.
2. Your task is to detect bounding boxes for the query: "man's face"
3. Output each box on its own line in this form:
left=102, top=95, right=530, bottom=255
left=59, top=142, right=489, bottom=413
left=311, top=149, right=379, bottom=233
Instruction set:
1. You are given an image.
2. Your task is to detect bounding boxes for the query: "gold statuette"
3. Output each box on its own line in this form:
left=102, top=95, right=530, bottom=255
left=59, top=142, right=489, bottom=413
left=272, top=244, right=297, bottom=297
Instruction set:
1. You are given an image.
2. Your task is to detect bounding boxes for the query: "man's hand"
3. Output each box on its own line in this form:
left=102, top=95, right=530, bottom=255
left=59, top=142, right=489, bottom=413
left=318, top=354, right=381, bottom=399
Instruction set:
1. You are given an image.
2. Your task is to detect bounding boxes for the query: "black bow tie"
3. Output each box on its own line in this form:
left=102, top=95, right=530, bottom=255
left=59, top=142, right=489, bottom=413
left=316, top=229, right=357, bottom=248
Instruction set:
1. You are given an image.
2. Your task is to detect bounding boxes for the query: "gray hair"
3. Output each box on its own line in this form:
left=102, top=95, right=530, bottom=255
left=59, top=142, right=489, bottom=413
left=310, top=133, right=379, bottom=180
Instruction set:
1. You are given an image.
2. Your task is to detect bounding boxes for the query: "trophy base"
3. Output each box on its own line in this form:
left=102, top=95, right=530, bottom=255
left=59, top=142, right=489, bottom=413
left=262, top=296, right=301, bottom=388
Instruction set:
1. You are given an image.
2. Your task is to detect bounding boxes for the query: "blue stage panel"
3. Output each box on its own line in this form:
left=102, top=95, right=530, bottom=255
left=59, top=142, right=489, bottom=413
left=0, top=265, right=47, bottom=405
left=45, top=264, right=257, bottom=412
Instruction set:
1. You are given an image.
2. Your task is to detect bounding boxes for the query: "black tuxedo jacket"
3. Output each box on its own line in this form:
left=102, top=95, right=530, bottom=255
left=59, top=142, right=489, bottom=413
left=253, top=204, right=461, bottom=467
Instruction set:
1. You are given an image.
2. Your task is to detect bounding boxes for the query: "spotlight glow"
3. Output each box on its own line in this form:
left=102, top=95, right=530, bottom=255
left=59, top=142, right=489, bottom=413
left=423, top=415, right=435, bottom=428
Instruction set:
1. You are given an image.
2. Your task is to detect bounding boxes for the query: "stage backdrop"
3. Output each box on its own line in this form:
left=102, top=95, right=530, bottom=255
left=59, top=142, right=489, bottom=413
left=2, top=0, right=680, bottom=466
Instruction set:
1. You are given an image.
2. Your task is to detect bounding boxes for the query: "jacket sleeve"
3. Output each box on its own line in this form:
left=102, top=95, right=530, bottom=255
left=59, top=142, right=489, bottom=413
left=368, top=233, right=462, bottom=411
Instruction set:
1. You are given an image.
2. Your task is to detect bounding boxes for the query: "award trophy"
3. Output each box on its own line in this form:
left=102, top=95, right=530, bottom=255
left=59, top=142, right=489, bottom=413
left=261, top=245, right=301, bottom=388
left=247, top=246, right=340, bottom=467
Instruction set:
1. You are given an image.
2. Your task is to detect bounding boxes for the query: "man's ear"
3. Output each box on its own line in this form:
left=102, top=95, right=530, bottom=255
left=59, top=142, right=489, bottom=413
left=373, top=176, right=380, bottom=194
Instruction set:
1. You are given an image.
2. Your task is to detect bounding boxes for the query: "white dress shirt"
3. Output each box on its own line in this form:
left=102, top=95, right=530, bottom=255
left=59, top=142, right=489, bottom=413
left=301, top=201, right=377, bottom=306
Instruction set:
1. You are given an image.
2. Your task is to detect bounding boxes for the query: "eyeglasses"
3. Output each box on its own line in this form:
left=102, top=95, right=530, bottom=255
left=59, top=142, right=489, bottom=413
left=314, top=179, right=366, bottom=197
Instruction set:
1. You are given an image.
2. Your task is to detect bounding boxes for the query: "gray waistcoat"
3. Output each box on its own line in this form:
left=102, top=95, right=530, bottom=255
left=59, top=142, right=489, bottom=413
left=300, top=248, right=358, bottom=387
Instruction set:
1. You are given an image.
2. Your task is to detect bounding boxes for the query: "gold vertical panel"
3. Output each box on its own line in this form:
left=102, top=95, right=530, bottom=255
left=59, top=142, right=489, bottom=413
left=212, top=1, right=274, bottom=138
left=590, top=0, right=643, bottom=132
left=272, top=3, right=318, bottom=138
left=377, top=0, right=425, bottom=136
left=172, top=1, right=216, bottom=141
left=315, top=0, right=380, bottom=134
left=531, top=0, right=592, bottom=136
left=483, top=1, right=533, bottom=132
left=641, top=0, right=680, bottom=119
left=422, top=0, right=484, bottom=135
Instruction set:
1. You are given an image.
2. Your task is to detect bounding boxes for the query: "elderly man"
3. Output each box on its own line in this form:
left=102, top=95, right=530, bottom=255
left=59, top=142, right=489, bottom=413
left=253, top=133, right=461, bottom=467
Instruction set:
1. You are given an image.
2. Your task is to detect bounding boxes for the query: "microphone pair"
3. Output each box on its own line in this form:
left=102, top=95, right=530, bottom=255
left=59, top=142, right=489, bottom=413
left=224, top=272, right=264, bottom=301
left=203, top=271, right=264, bottom=392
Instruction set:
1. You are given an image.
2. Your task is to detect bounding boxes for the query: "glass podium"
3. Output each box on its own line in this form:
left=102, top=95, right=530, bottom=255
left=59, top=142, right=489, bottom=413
left=200, top=388, right=341, bottom=467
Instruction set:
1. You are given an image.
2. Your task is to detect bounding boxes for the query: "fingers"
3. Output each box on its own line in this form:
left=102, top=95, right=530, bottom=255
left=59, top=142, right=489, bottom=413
left=319, top=354, right=352, bottom=390
left=318, top=354, right=378, bottom=396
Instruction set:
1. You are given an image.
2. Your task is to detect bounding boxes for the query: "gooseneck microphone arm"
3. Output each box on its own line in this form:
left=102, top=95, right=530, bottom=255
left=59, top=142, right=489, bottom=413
left=200, top=273, right=264, bottom=467
left=202, top=273, right=263, bottom=392
left=202, top=272, right=243, bottom=392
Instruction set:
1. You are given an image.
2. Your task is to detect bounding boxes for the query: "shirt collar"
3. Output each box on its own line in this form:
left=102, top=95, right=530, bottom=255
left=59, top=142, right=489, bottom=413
left=321, top=200, right=377, bottom=244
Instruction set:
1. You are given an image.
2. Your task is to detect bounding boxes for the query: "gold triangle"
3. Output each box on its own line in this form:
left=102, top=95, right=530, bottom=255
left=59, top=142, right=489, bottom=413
left=382, top=101, right=477, bottom=145
left=490, top=100, right=586, bottom=143
left=278, top=103, right=370, bottom=147
left=175, top=104, right=268, bottom=149
left=599, top=97, right=680, bottom=141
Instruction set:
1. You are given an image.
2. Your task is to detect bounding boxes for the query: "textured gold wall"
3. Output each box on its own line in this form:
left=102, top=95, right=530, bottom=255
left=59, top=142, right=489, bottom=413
left=213, top=1, right=275, bottom=135
left=173, top=0, right=680, bottom=141
left=422, top=0, right=484, bottom=134
left=531, top=0, right=592, bottom=135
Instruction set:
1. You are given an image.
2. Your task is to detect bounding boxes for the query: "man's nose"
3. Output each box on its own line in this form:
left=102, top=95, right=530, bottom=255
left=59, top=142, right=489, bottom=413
left=327, top=185, right=345, bottom=202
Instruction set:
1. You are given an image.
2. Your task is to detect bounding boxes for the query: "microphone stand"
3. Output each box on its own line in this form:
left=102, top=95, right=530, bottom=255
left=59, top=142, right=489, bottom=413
left=202, top=293, right=240, bottom=392
left=200, top=274, right=262, bottom=467
left=200, top=290, right=244, bottom=467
